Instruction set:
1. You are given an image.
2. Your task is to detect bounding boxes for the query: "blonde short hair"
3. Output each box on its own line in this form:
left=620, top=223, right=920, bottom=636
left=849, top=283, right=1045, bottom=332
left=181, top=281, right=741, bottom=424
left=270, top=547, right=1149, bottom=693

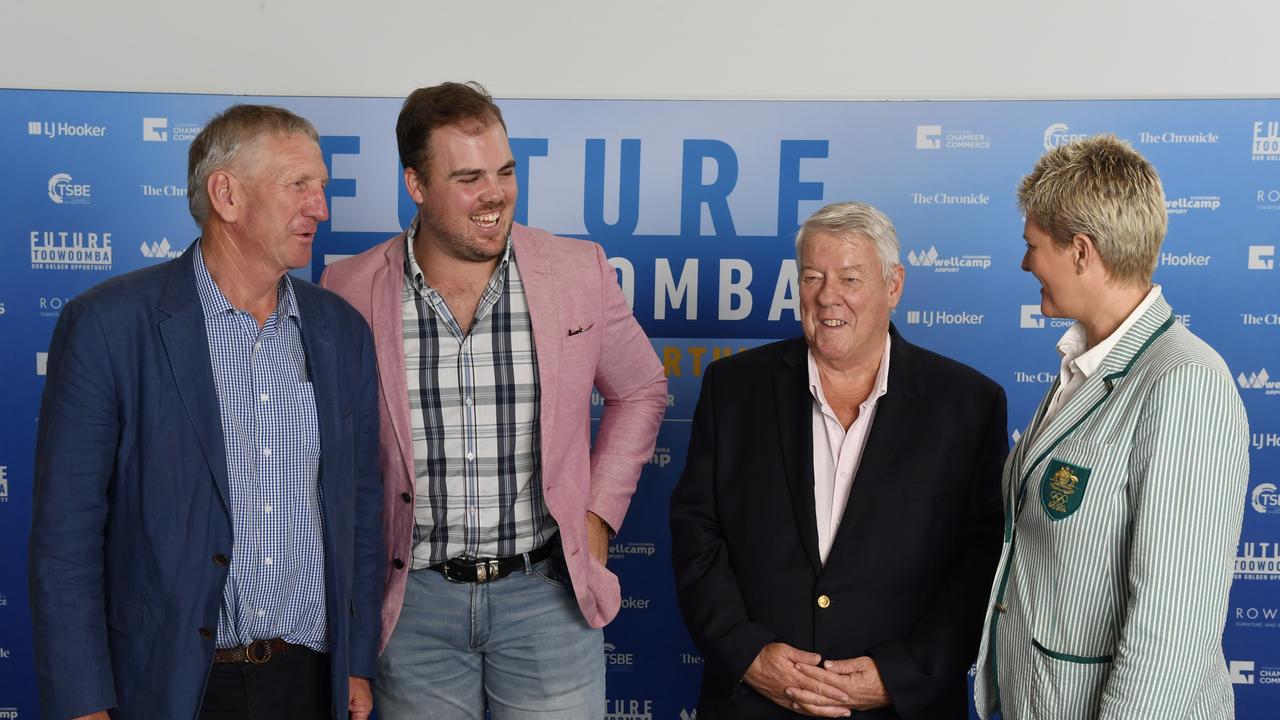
left=795, top=201, right=901, bottom=282
left=1018, top=134, right=1166, bottom=285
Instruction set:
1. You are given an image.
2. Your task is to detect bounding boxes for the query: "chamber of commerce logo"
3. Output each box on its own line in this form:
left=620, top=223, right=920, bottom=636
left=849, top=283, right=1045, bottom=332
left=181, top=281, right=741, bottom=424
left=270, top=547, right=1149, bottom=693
left=37, top=352, right=48, bottom=376
left=1253, top=120, right=1280, bottom=161
left=1259, top=189, right=1280, bottom=211
left=140, top=237, right=182, bottom=260
left=1253, top=483, right=1280, bottom=514
left=1164, top=196, right=1219, bottom=215
left=1137, top=130, right=1219, bottom=145
left=1019, top=304, right=1073, bottom=330
left=910, top=192, right=990, bottom=206
left=27, top=119, right=106, bottom=139
left=30, top=230, right=112, bottom=270
left=1044, top=123, right=1087, bottom=150
left=915, top=124, right=991, bottom=150
left=1249, top=245, right=1276, bottom=270
left=608, top=542, right=656, bottom=561
left=905, top=309, right=983, bottom=327
left=0, top=465, right=8, bottom=503
left=1231, top=660, right=1256, bottom=684
left=1236, top=541, right=1280, bottom=580
left=605, top=700, right=652, bottom=720
left=906, top=246, right=992, bottom=273
left=1238, top=369, right=1280, bottom=395
left=143, top=117, right=202, bottom=143
left=47, top=173, right=91, bottom=205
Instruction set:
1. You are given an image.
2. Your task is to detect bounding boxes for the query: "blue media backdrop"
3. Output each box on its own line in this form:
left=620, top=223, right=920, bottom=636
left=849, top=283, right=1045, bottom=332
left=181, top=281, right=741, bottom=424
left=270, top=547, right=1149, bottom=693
left=1, top=90, right=1278, bottom=719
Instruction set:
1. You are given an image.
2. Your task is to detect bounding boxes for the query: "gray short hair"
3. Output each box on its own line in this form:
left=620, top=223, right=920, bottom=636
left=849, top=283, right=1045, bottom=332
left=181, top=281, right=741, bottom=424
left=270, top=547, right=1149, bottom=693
left=188, top=104, right=320, bottom=226
left=1018, top=134, right=1166, bottom=286
left=795, top=201, right=902, bottom=281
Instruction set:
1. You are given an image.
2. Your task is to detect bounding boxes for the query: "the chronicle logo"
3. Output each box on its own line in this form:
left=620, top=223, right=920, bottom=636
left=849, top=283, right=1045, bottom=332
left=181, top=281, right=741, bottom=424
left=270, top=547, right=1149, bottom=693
left=1238, top=369, right=1280, bottom=395
left=1252, top=120, right=1280, bottom=161
left=1243, top=313, right=1280, bottom=326
left=911, top=192, right=990, bottom=206
left=1236, top=541, right=1280, bottom=580
left=27, top=119, right=106, bottom=139
left=915, top=124, right=991, bottom=150
left=48, top=173, right=92, bottom=205
left=143, top=116, right=202, bottom=143
left=1253, top=483, right=1280, bottom=514
left=30, top=230, right=112, bottom=270
left=1020, top=304, right=1073, bottom=329
left=1014, top=370, right=1057, bottom=384
left=1044, top=123, right=1087, bottom=151
left=1249, top=245, right=1276, bottom=270
left=140, top=237, right=182, bottom=260
left=1137, top=130, right=1219, bottom=145
left=905, top=310, right=984, bottom=327
left=1164, top=196, right=1219, bottom=215
left=906, top=247, right=992, bottom=273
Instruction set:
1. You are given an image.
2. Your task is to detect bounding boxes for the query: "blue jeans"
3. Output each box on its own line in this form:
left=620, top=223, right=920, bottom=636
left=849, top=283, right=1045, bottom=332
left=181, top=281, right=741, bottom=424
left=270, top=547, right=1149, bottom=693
left=374, top=557, right=605, bottom=719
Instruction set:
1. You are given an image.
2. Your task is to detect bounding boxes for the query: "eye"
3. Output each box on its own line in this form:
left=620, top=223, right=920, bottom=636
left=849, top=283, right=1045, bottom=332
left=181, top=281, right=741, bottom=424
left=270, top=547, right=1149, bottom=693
left=459, top=176, right=478, bottom=184
left=499, top=167, right=515, bottom=177
left=843, top=276, right=860, bottom=285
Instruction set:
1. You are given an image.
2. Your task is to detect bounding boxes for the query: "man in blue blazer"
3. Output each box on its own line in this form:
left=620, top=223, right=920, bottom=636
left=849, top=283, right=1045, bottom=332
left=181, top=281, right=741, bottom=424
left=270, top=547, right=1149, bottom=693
left=28, top=105, right=384, bottom=720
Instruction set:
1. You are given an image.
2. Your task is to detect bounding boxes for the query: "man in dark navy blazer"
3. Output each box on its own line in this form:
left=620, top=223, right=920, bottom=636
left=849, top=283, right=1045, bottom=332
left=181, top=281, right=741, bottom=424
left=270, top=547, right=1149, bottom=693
left=29, top=105, right=383, bottom=720
left=671, top=202, right=1006, bottom=719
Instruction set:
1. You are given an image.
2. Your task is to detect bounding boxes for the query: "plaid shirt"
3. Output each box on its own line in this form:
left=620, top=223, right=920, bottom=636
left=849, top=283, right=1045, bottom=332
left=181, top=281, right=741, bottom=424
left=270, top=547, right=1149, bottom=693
left=194, top=245, right=327, bottom=652
left=403, top=223, right=554, bottom=566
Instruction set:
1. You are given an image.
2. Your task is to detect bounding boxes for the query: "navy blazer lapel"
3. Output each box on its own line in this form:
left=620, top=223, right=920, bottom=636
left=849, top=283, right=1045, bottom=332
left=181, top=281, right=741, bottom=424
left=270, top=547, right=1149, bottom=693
left=830, top=327, right=922, bottom=552
left=776, top=339, right=821, bottom=574
left=156, top=247, right=231, bottom=515
left=295, top=284, right=340, bottom=493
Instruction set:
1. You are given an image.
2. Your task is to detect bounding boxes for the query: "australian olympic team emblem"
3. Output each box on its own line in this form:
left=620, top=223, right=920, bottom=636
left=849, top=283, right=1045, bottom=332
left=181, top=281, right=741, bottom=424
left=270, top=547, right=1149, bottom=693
left=1041, top=460, right=1092, bottom=520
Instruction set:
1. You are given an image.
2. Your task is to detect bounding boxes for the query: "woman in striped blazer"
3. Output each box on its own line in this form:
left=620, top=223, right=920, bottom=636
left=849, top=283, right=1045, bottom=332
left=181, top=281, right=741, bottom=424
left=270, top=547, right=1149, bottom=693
left=974, top=134, right=1250, bottom=720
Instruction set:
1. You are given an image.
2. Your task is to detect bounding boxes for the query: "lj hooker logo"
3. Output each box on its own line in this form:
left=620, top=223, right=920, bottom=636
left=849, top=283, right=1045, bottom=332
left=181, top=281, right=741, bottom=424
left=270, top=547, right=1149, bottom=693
left=31, top=230, right=112, bottom=270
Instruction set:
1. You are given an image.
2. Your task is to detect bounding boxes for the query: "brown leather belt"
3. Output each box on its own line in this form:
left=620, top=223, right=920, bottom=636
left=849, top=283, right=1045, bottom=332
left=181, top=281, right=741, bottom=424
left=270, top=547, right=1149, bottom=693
left=212, top=638, right=292, bottom=664
left=431, top=543, right=553, bottom=583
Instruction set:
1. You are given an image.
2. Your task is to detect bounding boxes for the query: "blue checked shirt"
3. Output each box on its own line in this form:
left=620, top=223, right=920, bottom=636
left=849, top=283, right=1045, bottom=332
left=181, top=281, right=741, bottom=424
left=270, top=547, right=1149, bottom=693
left=194, top=245, right=328, bottom=652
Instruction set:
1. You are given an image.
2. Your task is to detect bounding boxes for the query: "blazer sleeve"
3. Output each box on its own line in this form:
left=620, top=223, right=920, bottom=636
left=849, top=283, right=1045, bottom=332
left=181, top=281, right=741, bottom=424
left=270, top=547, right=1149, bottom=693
left=346, top=314, right=385, bottom=678
left=670, top=361, right=779, bottom=698
left=1096, top=363, right=1249, bottom=718
left=584, top=242, right=667, bottom=532
left=869, top=382, right=1007, bottom=716
left=28, top=298, right=121, bottom=718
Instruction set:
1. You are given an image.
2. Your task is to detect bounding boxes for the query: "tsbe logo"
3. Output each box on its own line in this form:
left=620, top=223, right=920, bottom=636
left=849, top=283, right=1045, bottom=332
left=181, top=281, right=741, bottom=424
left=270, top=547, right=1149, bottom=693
left=1236, top=541, right=1280, bottom=581
left=47, top=173, right=91, bottom=205
left=1044, top=122, right=1087, bottom=150
left=1164, top=196, right=1219, bottom=215
left=605, top=699, right=652, bottom=720
left=1238, top=369, right=1280, bottom=396
left=1253, top=483, right=1280, bottom=514
left=1252, top=120, right=1280, bottom=161
left=143, top=117, right=202, bottom=143
left=603, top=642, right=634, bottom=670
left=0, top=465, right=8, bottom=503
left=1248, top=245, right=1275, bottom=270
left=1137, top=130, right=1219, bottom=145
left=905, top=310, right=983, bottom=327
left=1019, top=305, right=1073, bottom=330
left=906, top=247, right=992, bottom=273
left=140, top=238, right=182, bottom=260
left=30, top=230, right=112, bottom=271
left=1230, top=660, right=1256, bottom=685
left=27, top=119, right=106, bottom=139
left=915, top=124, right=990, bottom=151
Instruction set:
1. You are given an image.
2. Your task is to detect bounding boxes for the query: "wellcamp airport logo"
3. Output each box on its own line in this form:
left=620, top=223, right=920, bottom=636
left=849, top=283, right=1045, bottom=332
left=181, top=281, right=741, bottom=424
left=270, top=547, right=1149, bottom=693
left=1253, top=120, right=1280, bottom=161
left=47, top=173, right=91, bottom=205
left=1253, top=483, right=1280, bottom=514
left=143, top=117, right=202, bottom=143
left=1238, top=369, right=1280, bottom=395
left=915, top=124, right=991, bottom=150
left=0, top=706, right=19, bottom=719
left=1044, top=122, right=1087, bottom=150
left=1164, top=196, right=1219, bottom=215
left=140, top=237, right=182, bottom=260
left=1137, top=130, right=1219, bottom=145
left=608, top=542, right=656, bottom=561
left=1249, top=245, right=1276, bottom=270
left=27, top=119, right=106, bottom=139
left=905, top=309, right=983, bottom=327
left=1020, top=304, right=1073, bottom=330
left=906, top=246, right=992, bottom=273
left=30, top=230, right=112, bottom=270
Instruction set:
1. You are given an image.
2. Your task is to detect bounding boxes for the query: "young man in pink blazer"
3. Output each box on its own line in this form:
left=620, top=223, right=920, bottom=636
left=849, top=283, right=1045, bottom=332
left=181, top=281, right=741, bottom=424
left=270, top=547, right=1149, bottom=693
left=320, top=82, right=667, bottom=719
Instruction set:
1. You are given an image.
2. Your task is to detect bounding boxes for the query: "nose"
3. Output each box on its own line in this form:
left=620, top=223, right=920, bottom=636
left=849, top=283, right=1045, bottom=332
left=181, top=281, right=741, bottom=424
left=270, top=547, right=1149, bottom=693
left=816, top=277, right=839, bottom=306
left=305, top=188, right=329, bottom=222
left=479, top=174, right=507, bottom=205
left=1020, top=250, right=1030, bottom=272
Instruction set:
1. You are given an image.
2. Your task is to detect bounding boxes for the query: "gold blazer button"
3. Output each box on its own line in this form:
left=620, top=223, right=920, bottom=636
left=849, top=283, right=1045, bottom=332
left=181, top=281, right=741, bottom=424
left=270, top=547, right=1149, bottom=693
left=817, top=594, right=831, bottom=609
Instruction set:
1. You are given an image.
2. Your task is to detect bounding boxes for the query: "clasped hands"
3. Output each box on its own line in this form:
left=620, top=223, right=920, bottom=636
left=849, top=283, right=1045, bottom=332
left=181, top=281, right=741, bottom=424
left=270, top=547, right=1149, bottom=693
left=744, top=642, right=890, bottom=717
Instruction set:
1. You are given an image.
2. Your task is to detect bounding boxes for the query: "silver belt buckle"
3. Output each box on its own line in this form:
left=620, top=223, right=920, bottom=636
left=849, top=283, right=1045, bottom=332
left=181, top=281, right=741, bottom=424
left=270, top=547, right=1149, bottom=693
left=477, top=558, right=501, bottom=583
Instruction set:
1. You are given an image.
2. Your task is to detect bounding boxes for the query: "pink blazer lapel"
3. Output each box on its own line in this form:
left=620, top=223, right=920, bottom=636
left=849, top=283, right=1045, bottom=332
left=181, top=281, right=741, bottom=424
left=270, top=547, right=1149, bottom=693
left=373, top=236, right=415, bottom=488
left=512, top=228, right=561, bottom=465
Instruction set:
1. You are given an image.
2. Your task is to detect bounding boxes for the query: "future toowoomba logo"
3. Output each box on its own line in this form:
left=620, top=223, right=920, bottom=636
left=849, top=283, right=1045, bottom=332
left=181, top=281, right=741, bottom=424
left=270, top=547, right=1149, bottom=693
left=30, top=230, right=112, bottom=270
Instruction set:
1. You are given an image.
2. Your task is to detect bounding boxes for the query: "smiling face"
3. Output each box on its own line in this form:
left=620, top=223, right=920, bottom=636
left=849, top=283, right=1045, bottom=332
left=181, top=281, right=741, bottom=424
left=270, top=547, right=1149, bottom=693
left=233, top=132, right=329, bottom=274
left=799, top=231, right=902, bottom=371
left=408, top=120, right=517, bottom=265
left=1021, top=217, right=1082, bottom=319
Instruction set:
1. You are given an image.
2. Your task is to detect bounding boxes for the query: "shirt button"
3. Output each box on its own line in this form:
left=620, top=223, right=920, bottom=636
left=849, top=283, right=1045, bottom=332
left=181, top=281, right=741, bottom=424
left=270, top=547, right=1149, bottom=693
left=256, top=609, right=265, bottom=617
left=465, top=451, right=475, bottom=461
left=262, top=448, right=271, bottom=457
left=263, top=557, right=273, bottom=566
left=253, top=341, right=261, bottom=352
left=817, top=594, right=831, bottom=609
left=259, top=393, right=269, bottom=403
left=264, top=504, right=272, bottom=514
left=464, top=395, right=473, bottom=406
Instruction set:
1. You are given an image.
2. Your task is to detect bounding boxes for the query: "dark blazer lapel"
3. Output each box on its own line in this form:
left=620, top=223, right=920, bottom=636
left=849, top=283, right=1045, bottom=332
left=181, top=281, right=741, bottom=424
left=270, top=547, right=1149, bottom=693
left=776, top=339, right=821, bottom=574
left=296, top=286, right=339, bottom=494
left=830, top=327, right=922, bottom=553
left=156, top=247, right=230, bottom=514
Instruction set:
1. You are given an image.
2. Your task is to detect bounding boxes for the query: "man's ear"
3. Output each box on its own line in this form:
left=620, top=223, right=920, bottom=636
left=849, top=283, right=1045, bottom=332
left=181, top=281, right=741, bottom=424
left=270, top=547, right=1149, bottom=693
left=207, top=170, right=241, bottom=224
left=404, top=168, right=426, bottom=206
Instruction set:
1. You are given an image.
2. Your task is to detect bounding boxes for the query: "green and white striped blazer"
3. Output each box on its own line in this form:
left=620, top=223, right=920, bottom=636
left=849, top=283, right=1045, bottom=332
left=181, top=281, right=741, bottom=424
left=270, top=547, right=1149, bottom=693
left=975, top=295, right=1249, bottom=720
